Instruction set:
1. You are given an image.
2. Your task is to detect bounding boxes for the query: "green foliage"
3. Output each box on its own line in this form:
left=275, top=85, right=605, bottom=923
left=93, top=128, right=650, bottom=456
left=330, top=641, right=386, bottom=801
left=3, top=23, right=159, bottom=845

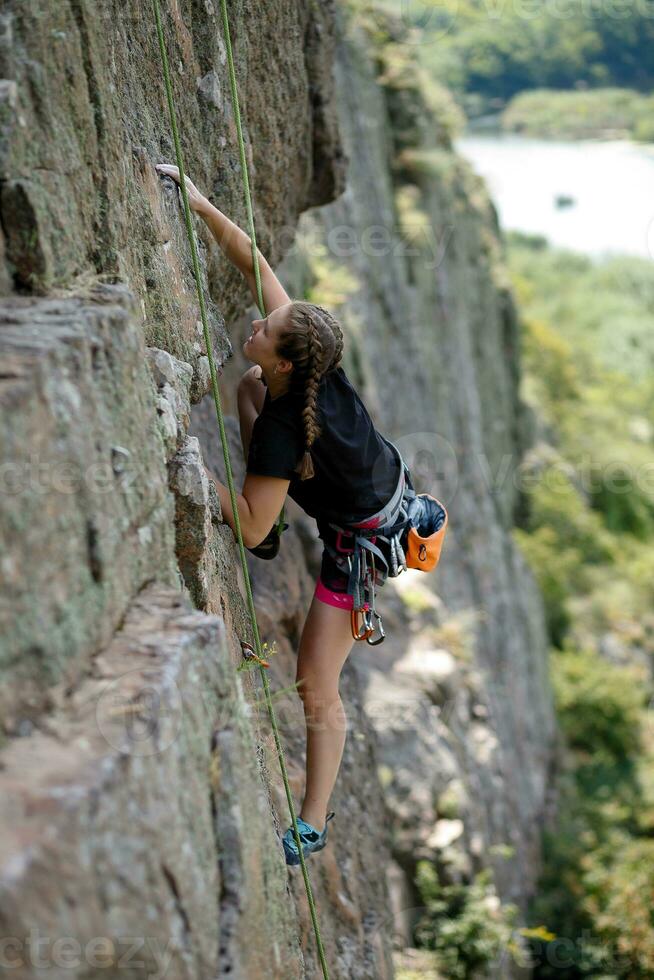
left=413, top=862, right=520, bottom=978
left=509, top=236, right=654, bottom=548
left=509, top=238, right=654, bottom=386
left=420, top=78, right=466, bottom=145
left=305, top=239, right=359, bottom=309
left=551, top=647, right=645, bottom=761
left=509, top=235, right=654, bottom=977
left=520, top=315, right=581, bottom=408
left=399, top=584, right=435, bottom=615
left=513, top=443, right=623, bottom=646
left=355, top=0, right=654, bottom=118
left=502, top=87, right=654, bottom=141
left=527, top=766, right=654, bottom=978
left=581, top=836, right=654, bottom=974
left=527, top=473, right=616, bottom=565
left=364, top=10, right=465, bottom=150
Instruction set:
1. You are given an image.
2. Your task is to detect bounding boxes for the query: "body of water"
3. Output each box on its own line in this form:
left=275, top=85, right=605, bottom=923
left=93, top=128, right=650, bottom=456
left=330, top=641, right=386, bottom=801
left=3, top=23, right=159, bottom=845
left=456, top=134, right=654, bottom=259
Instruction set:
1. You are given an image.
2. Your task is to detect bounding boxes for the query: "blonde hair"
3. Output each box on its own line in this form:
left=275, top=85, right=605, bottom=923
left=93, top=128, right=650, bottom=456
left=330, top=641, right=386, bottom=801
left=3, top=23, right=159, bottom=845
left=274, top=302, right=345, bottom=480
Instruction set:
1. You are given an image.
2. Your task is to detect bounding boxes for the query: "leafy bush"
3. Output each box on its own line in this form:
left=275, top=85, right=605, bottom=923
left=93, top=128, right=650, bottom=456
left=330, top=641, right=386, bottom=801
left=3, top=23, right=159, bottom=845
left=413, top=862, right=520, bottom=978
left=529, top=815, right=654, bottom=977
left=581, top=836, right=654, bottom=974
left=526, top=472, right=616, bottom=565
left=551, top=647, right=645, bottom=762
left=520, top=316, right=581, bottom=410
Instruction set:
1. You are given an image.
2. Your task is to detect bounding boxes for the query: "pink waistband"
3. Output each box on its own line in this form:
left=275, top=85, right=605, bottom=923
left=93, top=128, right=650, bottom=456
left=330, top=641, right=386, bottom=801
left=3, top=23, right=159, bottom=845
left=314, top=578, right=369, bottom=611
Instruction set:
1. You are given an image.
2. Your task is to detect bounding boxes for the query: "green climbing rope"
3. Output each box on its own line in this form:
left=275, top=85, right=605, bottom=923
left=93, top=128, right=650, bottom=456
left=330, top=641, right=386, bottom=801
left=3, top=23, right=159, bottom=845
left=151, top=1, right=330, bottom=976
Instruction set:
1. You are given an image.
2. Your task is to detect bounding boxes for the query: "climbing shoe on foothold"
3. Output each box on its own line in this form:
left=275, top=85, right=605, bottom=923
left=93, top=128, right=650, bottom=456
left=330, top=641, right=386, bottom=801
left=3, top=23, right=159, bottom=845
left=283, top=812, right=335, bottom=866
left=247, top=506, right=289, bottom=560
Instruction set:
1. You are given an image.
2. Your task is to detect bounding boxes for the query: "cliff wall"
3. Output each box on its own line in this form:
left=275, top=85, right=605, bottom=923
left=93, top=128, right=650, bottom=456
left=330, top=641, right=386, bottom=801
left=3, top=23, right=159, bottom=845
left=0, top=2, right=556, bottom=977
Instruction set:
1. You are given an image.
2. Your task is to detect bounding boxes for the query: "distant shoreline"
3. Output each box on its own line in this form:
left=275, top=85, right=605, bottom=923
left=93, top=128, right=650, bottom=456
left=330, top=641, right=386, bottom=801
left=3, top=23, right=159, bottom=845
left=476, top=87, right=654, bottom=143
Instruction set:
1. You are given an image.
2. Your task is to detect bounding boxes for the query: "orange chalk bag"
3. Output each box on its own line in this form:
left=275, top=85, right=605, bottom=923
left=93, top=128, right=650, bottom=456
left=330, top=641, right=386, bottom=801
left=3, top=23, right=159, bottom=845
left=403, top=493, right=448, bottom=573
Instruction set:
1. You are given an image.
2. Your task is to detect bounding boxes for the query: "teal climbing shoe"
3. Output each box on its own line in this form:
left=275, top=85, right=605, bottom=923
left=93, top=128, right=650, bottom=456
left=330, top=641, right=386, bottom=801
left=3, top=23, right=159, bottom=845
left=283, top=812, right=335, bottom=866
left=247, top=506, right=289, bottom=560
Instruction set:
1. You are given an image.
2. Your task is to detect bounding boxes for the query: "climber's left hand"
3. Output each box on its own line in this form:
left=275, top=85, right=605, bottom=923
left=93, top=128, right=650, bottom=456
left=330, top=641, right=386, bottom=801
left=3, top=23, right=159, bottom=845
left=155, top=163, right=207, bottom=213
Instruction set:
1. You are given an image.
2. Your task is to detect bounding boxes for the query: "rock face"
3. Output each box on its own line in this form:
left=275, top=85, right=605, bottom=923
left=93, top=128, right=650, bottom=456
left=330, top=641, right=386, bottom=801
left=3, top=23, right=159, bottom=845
left=0, top=285, right=179, bottom=730
left=0, top=584, right=306, bottom=978
left=0, top=2, right=556, bottom=979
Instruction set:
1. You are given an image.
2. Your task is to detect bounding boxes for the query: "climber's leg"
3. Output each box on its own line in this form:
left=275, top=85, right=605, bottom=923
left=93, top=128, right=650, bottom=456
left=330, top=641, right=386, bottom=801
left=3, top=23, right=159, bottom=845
left=295, top=594, right=355, bottom=832
left=237, top=365, right=266, bottom=461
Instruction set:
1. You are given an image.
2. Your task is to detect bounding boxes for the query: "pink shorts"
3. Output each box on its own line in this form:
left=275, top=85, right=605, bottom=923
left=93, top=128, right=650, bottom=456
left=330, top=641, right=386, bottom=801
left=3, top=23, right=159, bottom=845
left=313, top=516, right=381, bottom=610
left=314, top=577, right=370, bottom=611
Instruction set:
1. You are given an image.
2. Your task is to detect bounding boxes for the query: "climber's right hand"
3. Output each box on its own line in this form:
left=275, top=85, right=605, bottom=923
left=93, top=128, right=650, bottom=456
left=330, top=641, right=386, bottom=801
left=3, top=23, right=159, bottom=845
left=155, top=163, right=208, bottom=214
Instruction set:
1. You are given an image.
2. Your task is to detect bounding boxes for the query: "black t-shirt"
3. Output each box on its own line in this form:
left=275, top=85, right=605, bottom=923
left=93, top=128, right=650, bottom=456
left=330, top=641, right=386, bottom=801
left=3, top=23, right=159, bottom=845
left=246, top=366, right=401, bottom=522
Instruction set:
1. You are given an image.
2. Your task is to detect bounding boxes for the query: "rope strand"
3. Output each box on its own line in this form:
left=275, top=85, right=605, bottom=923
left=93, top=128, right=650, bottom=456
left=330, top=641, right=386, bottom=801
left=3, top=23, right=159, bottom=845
left=152, top=1, right=330, bottom=974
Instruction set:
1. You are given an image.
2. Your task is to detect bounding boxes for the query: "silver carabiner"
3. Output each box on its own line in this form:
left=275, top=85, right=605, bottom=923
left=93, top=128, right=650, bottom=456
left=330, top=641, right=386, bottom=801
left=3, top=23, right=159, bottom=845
left=366, top=611, right=386, bottom=645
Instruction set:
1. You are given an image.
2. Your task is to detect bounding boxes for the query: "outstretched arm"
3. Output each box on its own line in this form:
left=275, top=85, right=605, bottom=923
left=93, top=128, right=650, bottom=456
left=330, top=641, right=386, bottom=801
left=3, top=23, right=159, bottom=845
left=199, top=199, right=292, bottom=314
left=155, top=163, right=291, bottom=314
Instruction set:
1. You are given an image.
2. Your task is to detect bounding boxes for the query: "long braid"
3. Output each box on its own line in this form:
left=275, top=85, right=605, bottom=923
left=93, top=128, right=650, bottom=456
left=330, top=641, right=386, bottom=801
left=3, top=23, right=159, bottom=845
left=312, top=304, right=344, bottom=372
left=275, top=301, right=347, bottom=480
left=299, top=319, right=323, bottom=480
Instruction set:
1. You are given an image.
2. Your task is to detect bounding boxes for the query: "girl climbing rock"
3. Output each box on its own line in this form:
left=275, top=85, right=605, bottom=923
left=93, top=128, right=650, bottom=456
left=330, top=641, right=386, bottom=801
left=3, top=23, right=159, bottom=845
left=156, top=164, right=446, bottom=867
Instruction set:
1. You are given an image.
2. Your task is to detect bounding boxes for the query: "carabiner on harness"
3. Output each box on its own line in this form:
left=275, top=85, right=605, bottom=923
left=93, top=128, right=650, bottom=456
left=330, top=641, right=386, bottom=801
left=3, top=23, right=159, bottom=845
left=348, top=551, right=373, bottom=641
left=365, top=554, right=385, bottom=645
left=366, top=611, right=385, bottom=645
left=351, top=607, right=374, bottom=641
left=348, top=552, right=386, bottom=645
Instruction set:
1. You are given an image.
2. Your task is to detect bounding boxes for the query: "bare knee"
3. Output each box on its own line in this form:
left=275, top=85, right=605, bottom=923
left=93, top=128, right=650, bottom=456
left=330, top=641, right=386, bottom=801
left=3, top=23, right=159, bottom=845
left=295, top=672, right=339, bottom=706
left=296, top=675, right=345, bottom=730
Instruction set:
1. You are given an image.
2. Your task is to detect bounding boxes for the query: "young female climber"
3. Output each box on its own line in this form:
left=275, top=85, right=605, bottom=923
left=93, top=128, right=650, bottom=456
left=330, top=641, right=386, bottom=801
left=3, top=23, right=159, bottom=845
left=156, top=163, right=411, bottom=865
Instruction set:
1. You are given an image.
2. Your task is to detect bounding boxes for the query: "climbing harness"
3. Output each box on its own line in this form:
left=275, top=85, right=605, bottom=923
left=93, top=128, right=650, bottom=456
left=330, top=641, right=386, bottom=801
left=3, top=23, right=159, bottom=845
left=319, top=442, right=448, bottom=644
left=152, top=1, right=331, bottom=975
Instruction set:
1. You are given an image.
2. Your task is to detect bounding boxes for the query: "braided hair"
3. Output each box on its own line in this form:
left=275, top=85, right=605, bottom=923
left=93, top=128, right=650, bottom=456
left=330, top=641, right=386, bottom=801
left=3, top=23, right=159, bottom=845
left=274, top=302, right=345, bottom=480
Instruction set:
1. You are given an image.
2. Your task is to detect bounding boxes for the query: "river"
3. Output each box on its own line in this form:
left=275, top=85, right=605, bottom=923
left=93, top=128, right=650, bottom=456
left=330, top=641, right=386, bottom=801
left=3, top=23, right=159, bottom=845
left=456, top=134, right=654, bottom=260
